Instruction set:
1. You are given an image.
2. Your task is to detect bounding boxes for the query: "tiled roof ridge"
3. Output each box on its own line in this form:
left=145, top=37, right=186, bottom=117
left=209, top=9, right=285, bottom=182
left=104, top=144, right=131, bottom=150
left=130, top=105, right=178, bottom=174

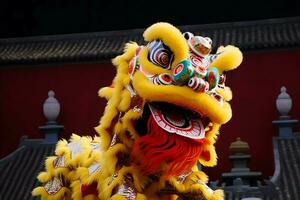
left=182, top=16, right=300, bottom=29
left=0, top=140, right=55, bottom=200
left=2, top=16, right=299, bottom=42
left=271, top=136, right=300, bottom=200
left=0, top=16, right=299, bottom=65
left=0, top=146, right=26, bottom=166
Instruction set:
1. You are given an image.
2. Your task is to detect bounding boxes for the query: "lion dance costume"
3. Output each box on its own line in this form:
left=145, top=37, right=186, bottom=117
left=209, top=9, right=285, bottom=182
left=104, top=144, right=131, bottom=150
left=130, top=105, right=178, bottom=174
left=33, top=23, right=242, bottom=200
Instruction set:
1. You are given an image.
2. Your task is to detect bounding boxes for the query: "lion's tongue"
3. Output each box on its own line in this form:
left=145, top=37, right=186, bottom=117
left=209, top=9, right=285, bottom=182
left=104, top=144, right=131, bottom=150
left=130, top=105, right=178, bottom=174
left=148, top=104, right=205, bottom=140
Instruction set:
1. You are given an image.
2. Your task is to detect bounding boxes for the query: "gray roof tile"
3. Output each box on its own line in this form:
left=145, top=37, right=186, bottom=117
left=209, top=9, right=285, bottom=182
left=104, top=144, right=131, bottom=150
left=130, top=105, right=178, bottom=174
left=0, top=143, right=55, bottom=200
left=0, top=17, right=299, bottom=65
left=274, top=137, right=300, bottom=200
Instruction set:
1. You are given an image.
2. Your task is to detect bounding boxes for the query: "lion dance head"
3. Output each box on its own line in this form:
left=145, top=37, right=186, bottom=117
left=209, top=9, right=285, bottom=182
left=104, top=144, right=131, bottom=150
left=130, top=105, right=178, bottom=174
left=33, top=22, right=242, bottom=200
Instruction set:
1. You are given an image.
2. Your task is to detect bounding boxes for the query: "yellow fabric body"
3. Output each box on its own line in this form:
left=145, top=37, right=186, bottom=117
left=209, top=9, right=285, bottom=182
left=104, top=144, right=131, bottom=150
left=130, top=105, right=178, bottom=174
left=33, top=22, right=242, bottom=200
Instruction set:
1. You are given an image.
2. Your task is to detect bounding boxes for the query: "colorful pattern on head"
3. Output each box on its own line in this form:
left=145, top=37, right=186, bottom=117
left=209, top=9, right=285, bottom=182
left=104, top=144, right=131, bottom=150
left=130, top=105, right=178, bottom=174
left=33, top=22, right=243, bottom=200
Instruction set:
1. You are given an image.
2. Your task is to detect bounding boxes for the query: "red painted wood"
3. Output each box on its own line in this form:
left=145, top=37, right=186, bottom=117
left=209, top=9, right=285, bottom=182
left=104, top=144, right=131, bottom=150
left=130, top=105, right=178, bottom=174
left=0, top=63, right=115, bottom=157
left=1, top=49, right=300, bottom=180
left=205, top=49, right=300, bottom=180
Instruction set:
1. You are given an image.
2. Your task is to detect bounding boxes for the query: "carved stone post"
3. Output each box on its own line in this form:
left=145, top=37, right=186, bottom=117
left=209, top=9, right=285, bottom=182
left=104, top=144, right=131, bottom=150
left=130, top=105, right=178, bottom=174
left=272, top=86, right=298, bottom=137
left=39, top=90, right=64, bottom=143
left=221, top=138, right=262, bottom=186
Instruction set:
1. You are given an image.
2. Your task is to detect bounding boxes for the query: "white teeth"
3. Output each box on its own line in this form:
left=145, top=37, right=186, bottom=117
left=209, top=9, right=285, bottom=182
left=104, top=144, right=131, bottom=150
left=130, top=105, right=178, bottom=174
left=154, top=115, right=161, bottom=122
left=158, top=121, right=166, bottom=127
left=148, top=104, right=205, bottom=140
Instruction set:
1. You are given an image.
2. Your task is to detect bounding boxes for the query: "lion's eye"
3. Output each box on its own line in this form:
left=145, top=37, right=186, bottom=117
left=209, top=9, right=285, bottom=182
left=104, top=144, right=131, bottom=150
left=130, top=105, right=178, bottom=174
left=148, top=40, right=173, bottom=69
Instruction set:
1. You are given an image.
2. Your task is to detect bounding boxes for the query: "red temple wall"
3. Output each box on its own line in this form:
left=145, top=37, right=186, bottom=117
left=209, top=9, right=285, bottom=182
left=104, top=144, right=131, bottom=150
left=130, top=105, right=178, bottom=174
left=1, top=49, right=300, bottom=180
left=206, top=49, right=300, bottom=180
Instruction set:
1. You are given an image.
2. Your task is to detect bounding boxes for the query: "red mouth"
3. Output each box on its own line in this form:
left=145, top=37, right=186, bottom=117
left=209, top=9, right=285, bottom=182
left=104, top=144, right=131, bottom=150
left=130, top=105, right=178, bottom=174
left=148, top=102, right=210, bottom=141
left=131, top=102, right=211, bottom=176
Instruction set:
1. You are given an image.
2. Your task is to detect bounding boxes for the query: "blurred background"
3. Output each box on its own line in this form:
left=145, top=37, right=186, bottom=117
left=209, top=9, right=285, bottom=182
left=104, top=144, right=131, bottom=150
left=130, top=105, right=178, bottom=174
left=0, top=0, right=300, bottom=199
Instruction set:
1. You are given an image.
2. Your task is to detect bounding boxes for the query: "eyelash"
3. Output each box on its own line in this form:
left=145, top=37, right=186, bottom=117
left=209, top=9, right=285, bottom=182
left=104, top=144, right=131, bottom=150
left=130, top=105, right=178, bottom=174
left=148, top=40, right=173, bottom=69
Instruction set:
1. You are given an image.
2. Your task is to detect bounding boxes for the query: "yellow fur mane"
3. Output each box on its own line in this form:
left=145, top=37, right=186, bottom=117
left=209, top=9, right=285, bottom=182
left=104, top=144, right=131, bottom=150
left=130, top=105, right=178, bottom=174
left=33, top=22, right=242, bottom=200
